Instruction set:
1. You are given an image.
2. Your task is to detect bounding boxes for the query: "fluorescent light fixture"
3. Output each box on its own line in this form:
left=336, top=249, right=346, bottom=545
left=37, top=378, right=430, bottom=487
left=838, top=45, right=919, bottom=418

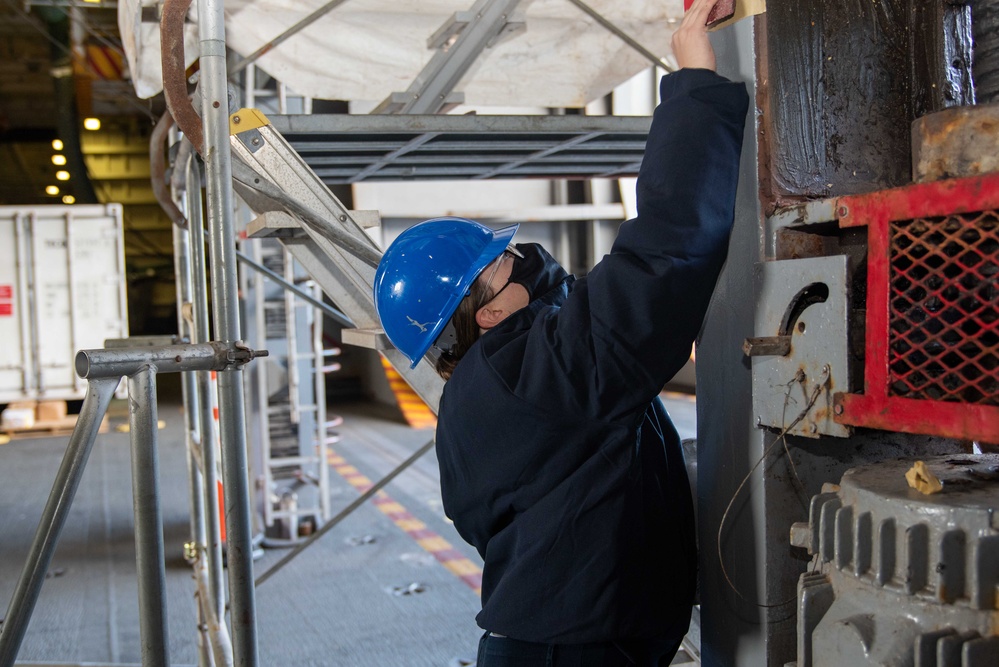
left=52, top=139, right=64, bottom=151
left=62, top=195, right=76, bottom=204
left=52, top=155, right=67, bottom=166
left=56, top=170, right=70, bottom=181
left=83, top=118, right=101, bottom=131
left=46, top=185, right=60, bottom=195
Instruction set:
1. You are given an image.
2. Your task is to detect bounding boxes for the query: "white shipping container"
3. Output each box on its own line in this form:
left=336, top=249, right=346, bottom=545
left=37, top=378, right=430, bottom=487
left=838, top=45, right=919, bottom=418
left=0, top=204, right=129, bottom=403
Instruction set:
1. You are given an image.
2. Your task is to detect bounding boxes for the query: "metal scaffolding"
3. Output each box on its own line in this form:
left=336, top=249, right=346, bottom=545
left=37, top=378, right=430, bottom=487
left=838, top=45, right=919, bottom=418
left=0, top=1, right=693, bottom=665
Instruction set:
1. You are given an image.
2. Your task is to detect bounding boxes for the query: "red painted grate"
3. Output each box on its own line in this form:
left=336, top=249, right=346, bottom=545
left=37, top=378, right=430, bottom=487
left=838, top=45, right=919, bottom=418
left=888, top=211, right=998, bottom=405
left=834, top=173, right=999, bottom=443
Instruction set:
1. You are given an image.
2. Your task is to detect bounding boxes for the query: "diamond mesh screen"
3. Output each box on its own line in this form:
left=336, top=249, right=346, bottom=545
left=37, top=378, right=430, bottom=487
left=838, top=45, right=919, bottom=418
left=888, top=211, right=998, bottom=405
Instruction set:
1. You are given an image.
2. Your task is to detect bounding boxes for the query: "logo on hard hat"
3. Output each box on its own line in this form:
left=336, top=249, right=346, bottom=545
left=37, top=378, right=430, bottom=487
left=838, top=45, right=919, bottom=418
left=407, top=316, right=432, bottom=333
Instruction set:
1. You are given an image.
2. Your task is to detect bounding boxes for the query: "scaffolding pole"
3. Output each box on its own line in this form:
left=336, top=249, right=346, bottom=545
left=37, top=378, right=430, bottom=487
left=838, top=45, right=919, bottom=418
left=197, top=0, right=260, bottom=660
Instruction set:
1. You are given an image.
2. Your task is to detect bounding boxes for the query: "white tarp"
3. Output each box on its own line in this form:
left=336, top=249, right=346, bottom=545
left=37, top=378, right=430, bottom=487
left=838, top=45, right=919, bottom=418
left=119, top=0, right=201, bottom=100
left=120, top=0, right=684, bottom=108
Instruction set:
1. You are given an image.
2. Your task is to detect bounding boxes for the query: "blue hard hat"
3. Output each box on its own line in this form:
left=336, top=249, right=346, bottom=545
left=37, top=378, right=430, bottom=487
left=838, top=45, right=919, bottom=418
left=374, top=217, right=519, bottom=368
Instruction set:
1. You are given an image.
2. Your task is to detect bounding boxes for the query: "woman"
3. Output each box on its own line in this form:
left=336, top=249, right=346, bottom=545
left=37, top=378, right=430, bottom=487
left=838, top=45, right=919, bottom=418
left=373, top=1, right=748, bottom=663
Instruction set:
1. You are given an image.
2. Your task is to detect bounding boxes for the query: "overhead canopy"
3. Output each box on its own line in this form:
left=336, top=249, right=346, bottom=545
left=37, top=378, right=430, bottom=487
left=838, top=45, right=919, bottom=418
left=120, top=0, right=683, bottom=107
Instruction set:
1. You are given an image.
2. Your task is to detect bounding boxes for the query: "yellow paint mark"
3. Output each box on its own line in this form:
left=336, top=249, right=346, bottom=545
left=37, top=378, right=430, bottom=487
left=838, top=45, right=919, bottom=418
left=417, top=536, right=452, bottom=552
left=444, top=559, right=482, bottom=577
left=379, top=354, right=437, bottom=429
left=376, top=501, right=407, bottom=515
left=394, top=518, right=427, bottom=532
left=326, top=446, right=482, bottom=596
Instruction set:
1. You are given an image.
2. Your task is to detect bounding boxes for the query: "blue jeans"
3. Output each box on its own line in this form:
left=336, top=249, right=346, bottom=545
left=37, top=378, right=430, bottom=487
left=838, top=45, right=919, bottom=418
left=475, top=629, right=686, bottom=667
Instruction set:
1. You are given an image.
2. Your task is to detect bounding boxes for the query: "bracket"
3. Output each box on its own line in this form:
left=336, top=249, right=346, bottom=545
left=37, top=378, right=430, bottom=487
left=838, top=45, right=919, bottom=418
left=749, top=256, right=852, bottom=439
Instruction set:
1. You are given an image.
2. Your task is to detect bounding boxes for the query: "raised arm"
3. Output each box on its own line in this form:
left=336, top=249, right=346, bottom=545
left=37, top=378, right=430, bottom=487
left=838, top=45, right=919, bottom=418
left=515, top=4, right=750, bottom=421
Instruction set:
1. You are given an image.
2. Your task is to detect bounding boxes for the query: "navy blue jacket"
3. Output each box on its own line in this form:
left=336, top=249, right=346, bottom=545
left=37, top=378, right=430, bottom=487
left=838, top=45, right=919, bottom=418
left=435, top=69, right=749, bottom=644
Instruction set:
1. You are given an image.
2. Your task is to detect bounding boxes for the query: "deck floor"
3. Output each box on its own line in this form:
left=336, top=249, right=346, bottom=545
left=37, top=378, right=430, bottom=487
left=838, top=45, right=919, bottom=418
left=0, top=393, right=696, bottom=666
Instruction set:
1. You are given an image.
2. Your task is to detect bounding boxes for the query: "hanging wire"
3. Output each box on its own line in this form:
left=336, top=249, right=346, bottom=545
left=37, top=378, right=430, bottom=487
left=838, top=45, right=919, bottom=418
left=716, top=365, right=830, bottom=608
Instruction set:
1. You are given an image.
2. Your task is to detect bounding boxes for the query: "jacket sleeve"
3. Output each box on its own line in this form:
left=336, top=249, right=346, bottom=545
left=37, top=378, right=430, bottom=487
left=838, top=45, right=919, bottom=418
left=516, top=68, right=750, bottom=422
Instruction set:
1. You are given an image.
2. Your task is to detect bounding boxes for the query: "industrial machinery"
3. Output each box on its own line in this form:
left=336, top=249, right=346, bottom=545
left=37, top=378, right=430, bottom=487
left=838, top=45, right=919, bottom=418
left=742, top=7, right=998, bottom=664
left=790, top=455, right=999, bottom=666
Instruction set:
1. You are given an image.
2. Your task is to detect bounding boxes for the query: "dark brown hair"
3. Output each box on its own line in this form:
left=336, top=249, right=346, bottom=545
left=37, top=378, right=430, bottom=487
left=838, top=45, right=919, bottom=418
left=434, top=278, right=490, bottom=381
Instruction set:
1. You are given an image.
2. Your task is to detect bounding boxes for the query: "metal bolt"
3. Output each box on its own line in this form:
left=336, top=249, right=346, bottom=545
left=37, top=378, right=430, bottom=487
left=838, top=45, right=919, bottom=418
left=175, top=355, right=183, bottom=363
left=213, top=101, right=220, bottom=108
left=834, top=404, right=844, bottom=415
left=251, top=137, right=261, bottom=146
left=339, top=214, right=347, bottom=222
left=837, top=205, right=849, bottom=218
left=233, top=115, right=241, bottom=124
left=756, top=416, right=763, bottom=427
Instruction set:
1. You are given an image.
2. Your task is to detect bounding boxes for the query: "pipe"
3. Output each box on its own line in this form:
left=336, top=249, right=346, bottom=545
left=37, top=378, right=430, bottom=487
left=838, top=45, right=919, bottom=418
left=172, top=206, right=205, bottom=594
left=127, top=367, right=169, bottom=667
left=194, top=550, right=234, bottom=667
left=172, top=179, right=231, bottom=666
left=197, top=0, right=259, bottom=659
left=153, top=113, right=188, bottom=228
left=161, top=0, right=204, bottom=154
left=0, top=377, right=119, bottom=666
left=234, top=250, right=355, bottom=327
left=75, top=342, right=264, bottom=379
left=185, top=151, right=227, bottom=631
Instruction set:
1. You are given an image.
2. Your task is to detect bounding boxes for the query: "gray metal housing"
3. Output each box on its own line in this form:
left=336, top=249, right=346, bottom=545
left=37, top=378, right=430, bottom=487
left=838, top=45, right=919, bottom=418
left=790, top=455, right=999, bottom=666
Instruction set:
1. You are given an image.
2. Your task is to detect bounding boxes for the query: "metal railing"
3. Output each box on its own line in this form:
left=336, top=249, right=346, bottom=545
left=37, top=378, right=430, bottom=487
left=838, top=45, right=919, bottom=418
left=0, top=342, right=267, bottom=667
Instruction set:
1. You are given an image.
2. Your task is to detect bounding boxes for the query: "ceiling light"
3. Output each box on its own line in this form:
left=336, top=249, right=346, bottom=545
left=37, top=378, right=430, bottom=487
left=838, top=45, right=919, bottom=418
left=52, top=139, right=64, bottom=151
left=52, top=155, right=67, bottom=166
left=83, top=118, right=101, bottom=131
left=46, top=185, right=60, bottom=195
left=62, top=195, right=76, bottom=204
left=56, top=170, right=70, bottom=181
